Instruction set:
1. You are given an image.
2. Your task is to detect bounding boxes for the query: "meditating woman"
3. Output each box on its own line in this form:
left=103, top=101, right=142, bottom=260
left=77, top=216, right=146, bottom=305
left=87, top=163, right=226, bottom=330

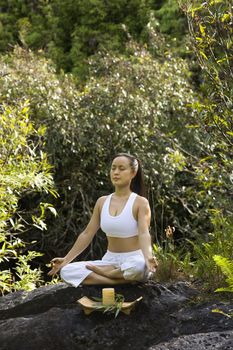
left=48, top=153, right=157, bottom=286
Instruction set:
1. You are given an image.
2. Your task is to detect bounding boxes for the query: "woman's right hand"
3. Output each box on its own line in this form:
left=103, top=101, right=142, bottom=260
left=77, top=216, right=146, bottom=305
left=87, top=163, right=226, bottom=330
left=47, top=257, right=67, bottom=276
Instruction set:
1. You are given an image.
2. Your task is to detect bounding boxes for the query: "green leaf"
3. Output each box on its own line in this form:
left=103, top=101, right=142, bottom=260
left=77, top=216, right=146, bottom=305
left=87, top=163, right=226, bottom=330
left=199, top=24, right=206, bottom=36
left=226, top=131, right=233, bottom=136
left=200, top=51, right=208, bottom=60
left=47, top=206, right=57, bottom=217
left=221, top=13, right=230, bottom=22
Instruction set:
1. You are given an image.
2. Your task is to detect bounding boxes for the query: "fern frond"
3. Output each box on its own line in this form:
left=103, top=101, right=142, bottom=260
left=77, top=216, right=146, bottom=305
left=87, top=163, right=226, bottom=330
left=213, top=255, right=233, bottom=293
left=213, top=255, right=233, bottom=277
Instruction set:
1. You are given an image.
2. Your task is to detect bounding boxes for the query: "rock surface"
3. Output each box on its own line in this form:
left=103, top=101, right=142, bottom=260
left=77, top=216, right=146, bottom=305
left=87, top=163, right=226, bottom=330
left=150, top=331, right=233, bottom=350
left=0, top=281, right=232, bottom=350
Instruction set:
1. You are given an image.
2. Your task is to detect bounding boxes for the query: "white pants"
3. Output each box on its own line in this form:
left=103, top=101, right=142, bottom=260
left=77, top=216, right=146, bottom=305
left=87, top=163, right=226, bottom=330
left=60, top=249, right=147, bottom=287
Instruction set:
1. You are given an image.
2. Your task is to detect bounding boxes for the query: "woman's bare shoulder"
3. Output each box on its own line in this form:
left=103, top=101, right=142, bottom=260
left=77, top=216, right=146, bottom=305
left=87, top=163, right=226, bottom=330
left=135, top=195, right=150, bottom=208
left=135, top=194, right=149, bottom=203
left=96, top=195, right=109, bottom=210
left=97, top=195, right=108, bottom=203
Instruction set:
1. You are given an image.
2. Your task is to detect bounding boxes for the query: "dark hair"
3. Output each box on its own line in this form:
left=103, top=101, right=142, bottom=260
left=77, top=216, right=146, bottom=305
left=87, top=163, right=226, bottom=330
left=112, top=153, right=146, bottom=197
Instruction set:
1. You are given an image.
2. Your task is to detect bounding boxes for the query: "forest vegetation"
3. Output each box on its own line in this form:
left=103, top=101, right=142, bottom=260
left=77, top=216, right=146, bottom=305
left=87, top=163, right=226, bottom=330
left=0, top=0, right=232, bottom=296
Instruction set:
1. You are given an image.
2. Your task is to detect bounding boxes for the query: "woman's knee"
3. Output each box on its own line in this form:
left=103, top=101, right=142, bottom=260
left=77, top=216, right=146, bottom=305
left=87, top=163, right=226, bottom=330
left=60, top=262, right=84, bottom=278
left=123, top=260, right=146, bottom=281
left=60, top=264, right=70, bottom=279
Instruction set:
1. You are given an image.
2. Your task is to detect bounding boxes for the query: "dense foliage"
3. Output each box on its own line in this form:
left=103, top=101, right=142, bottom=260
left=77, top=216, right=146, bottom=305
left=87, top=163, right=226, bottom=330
left=182, top=0, right=233, bottom=198
left=0, top=45, right=203, bottom=259
left=179, top=0, right=233, bottom=290
left=0, top=0, right=187, bottom=79
left=0, top=103, right=56, bottom=294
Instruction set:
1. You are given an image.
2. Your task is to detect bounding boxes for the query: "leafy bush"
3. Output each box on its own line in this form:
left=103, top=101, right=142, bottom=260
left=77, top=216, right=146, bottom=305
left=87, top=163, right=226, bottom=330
left=162, top=0, right=233, bottom=290
left=181, top=0, right=233, bottom=212
left=0, top=0, right=151, bottom=79
left=184, top=211, right=233, bottom=291
left=153, top=225, right=194, bottom=282
left=0, top=102, right=56, bottom=294
left=0, top=0, right=189, bottom=79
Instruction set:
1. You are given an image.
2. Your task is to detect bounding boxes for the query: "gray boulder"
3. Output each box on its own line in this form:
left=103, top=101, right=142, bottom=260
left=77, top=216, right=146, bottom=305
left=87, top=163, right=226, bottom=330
left=0, top=281, right=232, bottom=350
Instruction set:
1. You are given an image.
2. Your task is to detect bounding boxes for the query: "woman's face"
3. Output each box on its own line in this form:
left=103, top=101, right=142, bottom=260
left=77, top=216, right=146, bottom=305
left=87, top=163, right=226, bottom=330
left=110, top=156, right=136, bottom=187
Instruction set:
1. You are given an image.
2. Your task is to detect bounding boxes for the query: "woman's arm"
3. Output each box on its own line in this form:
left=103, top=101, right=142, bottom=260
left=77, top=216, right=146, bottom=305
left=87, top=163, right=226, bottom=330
left=137, top=197, right=157, bottom=273
left=48, top=196, right=104, bottom=275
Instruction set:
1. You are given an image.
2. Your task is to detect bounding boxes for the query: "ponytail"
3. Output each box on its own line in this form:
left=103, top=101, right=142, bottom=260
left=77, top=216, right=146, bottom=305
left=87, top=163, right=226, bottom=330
left=130, top=158, right=146, bottom=197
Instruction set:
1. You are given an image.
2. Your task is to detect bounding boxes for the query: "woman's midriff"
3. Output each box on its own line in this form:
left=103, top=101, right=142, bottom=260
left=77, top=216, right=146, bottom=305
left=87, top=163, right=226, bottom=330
left=107, top=236, right=140, bottom=253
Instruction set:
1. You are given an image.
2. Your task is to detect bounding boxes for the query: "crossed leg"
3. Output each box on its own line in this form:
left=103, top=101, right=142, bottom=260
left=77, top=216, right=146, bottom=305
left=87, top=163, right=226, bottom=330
left=83, top=264, right=127, bottom=285
left=86, top=264, right=124, bottom=279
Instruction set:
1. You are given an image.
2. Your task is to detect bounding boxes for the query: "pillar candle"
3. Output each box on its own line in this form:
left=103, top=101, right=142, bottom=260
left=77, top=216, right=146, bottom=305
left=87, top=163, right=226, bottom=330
left=102, top=288, right=115, bottom=305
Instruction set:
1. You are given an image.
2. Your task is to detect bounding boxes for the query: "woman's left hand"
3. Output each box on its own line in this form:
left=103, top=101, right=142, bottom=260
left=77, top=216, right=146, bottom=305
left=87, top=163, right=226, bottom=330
left=146, top=256, right=159, bottom=273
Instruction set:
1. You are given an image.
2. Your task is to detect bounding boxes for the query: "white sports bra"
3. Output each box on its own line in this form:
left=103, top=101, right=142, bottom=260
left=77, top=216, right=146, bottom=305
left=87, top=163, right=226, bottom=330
left=100, top=192, right=138, bottom=238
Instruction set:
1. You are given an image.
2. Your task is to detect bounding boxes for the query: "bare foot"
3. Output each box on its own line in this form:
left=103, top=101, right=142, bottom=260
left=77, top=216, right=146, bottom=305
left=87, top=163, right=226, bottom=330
left=85, top=265, right=113, bottom=277
left=86, top=264, right=124, bottom=279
